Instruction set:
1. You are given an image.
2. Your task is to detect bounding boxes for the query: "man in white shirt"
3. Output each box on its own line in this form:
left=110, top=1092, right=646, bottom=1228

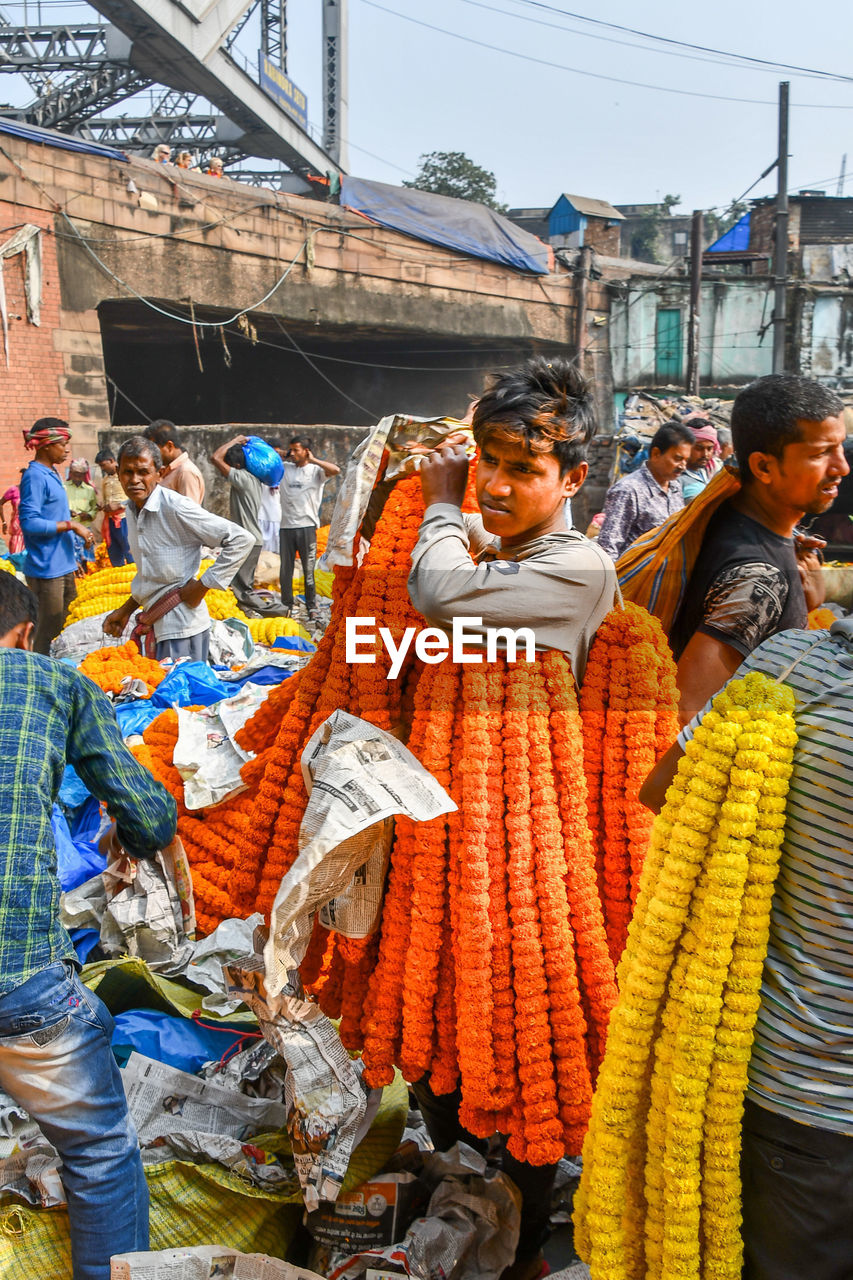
left=103, top=436, right=253, bottom=661
left=279, top=436, right=339, bottom=620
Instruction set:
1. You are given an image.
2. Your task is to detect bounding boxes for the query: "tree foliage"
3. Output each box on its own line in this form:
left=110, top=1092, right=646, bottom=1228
left=629, top=194, right=682, bottom=263
left=403, top=151, right=507, bottom=212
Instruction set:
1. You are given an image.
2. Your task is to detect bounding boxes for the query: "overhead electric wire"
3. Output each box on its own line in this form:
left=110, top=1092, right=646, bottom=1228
left=457, top=0, right=853, bottom=81
left=502, top=0, right=853, bottom=84
left=360, top=0, right=853, bottom=108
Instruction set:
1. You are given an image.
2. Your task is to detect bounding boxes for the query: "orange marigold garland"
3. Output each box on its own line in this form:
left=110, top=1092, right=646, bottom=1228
left=579, top=603, right=679, bottom=963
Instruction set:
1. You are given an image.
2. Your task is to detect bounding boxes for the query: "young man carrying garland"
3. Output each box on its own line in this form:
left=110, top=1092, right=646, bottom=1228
left=407, top=357, right=616, bottom=1280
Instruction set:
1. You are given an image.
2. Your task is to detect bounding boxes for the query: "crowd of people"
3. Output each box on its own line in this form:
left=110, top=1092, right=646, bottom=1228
left=10, top=418, right=339, bottom=654
left=1, top=368, right=852, bottom=1280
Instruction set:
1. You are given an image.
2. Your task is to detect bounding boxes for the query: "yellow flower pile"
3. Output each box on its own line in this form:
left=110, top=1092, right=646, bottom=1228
left=205, top=588, right=249, bottom=624
left=292, top=567, right=334, bottom=598
left=247, top=616, right=309, bottom=645
left=574, top=670, right=797, bottom=1280
left=64, top=564, right=137, bottom=627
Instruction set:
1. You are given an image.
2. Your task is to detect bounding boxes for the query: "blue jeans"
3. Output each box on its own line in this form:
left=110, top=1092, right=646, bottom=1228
left=0, top=961, right=148, bottom=1279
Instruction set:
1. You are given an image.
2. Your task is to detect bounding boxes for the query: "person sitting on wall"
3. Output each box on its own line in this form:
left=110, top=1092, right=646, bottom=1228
left=142, top=420, right=206, bottom=505
left=151, top=144, right=171, bottom=164
left=205, top=157, right=224, bottom=177
left=103, top=436, right=253, bottom=662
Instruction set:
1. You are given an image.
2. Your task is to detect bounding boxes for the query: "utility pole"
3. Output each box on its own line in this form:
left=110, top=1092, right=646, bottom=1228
left=772, top=81, right=789, bottom=373
left=686, top=208, right=703, bottom=395
left=574, top=245, right=592, bottom=371
left=838, top=153, right=847, bottom=197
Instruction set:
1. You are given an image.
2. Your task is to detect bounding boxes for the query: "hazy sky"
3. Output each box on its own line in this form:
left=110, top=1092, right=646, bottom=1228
left=2, top=0, right=852, bottom=220
left=280, top=0, right=853, bottom=216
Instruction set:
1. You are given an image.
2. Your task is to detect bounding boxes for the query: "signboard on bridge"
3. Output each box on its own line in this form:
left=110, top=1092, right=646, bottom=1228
left=258, top=55, right=308, bottom=132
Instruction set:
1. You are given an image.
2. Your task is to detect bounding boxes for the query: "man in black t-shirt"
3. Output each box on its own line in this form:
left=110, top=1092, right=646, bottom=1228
left=671, top=374, right=848, bottom=726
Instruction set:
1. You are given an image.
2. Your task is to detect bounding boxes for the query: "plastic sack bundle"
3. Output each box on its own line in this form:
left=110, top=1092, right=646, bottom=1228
left=243, top=436, right=284, bottom=487
left=151, top=662, right=232, bottom=709
left=110, top=1009, right=253, bottom=1074
left=51, top=805, right=105, bottom=892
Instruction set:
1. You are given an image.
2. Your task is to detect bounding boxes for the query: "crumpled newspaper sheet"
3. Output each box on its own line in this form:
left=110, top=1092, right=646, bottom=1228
left=0, top=1143, right=66, bottom=1206
left=218, top=648, right=308, bottom=683
left=324, top=415, right=471, bottom=567
left=265, top=709, right=456, bottom=998
left=224, top=944, right=372, bottom=1212
left=100, top=840, right=196, bottom=969
left=329, top=1144, right=521, bottom=1280
left=111, top=1246, right=324, bottom=1279
left=121, top=1051, right=293, bottom=1190
left=173, top=685, right=268, bottom=810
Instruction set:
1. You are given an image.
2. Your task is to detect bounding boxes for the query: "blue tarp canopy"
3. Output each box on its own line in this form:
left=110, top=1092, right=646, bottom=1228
left=341, top=177, right=551, bottom=275
left=0, top=117, right=127, bottom=163
left=706, top=211, right=751, bottom=254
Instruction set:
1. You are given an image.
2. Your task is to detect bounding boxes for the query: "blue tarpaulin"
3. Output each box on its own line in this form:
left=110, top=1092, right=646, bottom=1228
left=706, top=211, right=751, bottom=254
left=341, top=177, right=551, bottom=275
left=0, top=117, right=127, bottom=162
left=111, top=1010, right=254, bottom=1074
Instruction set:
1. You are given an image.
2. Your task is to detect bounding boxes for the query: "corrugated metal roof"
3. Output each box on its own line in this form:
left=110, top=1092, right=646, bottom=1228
left=0, top=117, right=127, bottom=163
left=551, top=193, right=625, bottom=221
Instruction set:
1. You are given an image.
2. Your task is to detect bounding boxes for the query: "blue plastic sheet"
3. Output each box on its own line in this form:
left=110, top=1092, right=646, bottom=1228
left=115, top=700, right=163, bottom=738
left=272, top=635, right=314, bottom=653
left=59, top=763, right=90, bottom=810
left=243, top=436, right=284, bottom=486
left=227, top=666, right=294, bottom=688
left=341, top=177, right=551, bottom=275
left=52, top=804, right=106, bottom=892
left=70, top=928, right=101, bottom=964
left=110, top=1009, right=253, bottom=1074
left=151, top=663, right=232, bottom=708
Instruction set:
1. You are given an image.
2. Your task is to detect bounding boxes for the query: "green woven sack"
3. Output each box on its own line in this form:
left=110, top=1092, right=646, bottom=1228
left=0, top=1074, right=408, bottom=1277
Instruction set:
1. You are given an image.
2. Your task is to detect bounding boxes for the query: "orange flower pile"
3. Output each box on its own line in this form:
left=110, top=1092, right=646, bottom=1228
left=808, top=606, right=836, bottom=630
left=579, top=603, right=678, bottom=965
left=79, top=641, right=166, bottom=697
left=131, top=450, right=678, bottom=1164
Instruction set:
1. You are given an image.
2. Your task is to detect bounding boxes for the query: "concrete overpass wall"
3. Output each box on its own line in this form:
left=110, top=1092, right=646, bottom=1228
left=0, top=134, right=609, bottom=495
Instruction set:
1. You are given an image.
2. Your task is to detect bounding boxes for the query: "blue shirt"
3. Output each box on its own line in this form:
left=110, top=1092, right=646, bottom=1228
left=0, top=649, right=177, bottom=994
left=19, top=461, right=76, bottom=579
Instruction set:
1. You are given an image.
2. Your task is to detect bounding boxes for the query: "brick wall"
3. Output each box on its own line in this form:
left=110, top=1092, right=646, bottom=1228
left=585, top=220, right=622, bottom=257
left=0, top=204, right=70, bottom=483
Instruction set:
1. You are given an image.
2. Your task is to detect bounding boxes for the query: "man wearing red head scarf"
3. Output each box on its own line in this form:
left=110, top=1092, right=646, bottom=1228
left=19, top=418, right=95, bottom=652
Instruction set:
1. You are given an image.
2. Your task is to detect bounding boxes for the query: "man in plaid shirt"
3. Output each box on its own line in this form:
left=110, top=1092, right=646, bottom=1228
left=0, top=573, right=176, bottom=1279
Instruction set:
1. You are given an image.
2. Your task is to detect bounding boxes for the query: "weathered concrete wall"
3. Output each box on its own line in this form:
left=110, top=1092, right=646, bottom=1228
left=609, top=277, right=774, bottom=390
left=0, top=134, right=584, bottom=492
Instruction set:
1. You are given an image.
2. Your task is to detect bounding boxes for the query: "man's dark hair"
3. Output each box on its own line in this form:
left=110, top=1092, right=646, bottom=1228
left=118, top=435, right=162, bottom=470
left=472, top=356, right=596, bottom=475
left=731, top=374, right=844, bottom=482
left=144, top=420, right=183, bottom=451
left=289, top=435, right=312, bottom=449
left=94, top=449, right=115, bottom=465
left=32, top=416, right=69, bottom=434
left=0, top=573, right=37, bottom=636
left=224, top=443, right=245, bottom=470
left=650, top=422, right=696, bottom=455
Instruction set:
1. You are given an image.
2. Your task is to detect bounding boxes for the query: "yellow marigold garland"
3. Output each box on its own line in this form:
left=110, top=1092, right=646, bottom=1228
left=573, top=670, right=797, bottom=1280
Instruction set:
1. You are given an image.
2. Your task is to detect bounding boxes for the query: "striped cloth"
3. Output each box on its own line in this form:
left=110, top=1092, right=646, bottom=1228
left=616, top=462, right=741, bottom=635
left=680, top=626, right=853, bottom=1133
